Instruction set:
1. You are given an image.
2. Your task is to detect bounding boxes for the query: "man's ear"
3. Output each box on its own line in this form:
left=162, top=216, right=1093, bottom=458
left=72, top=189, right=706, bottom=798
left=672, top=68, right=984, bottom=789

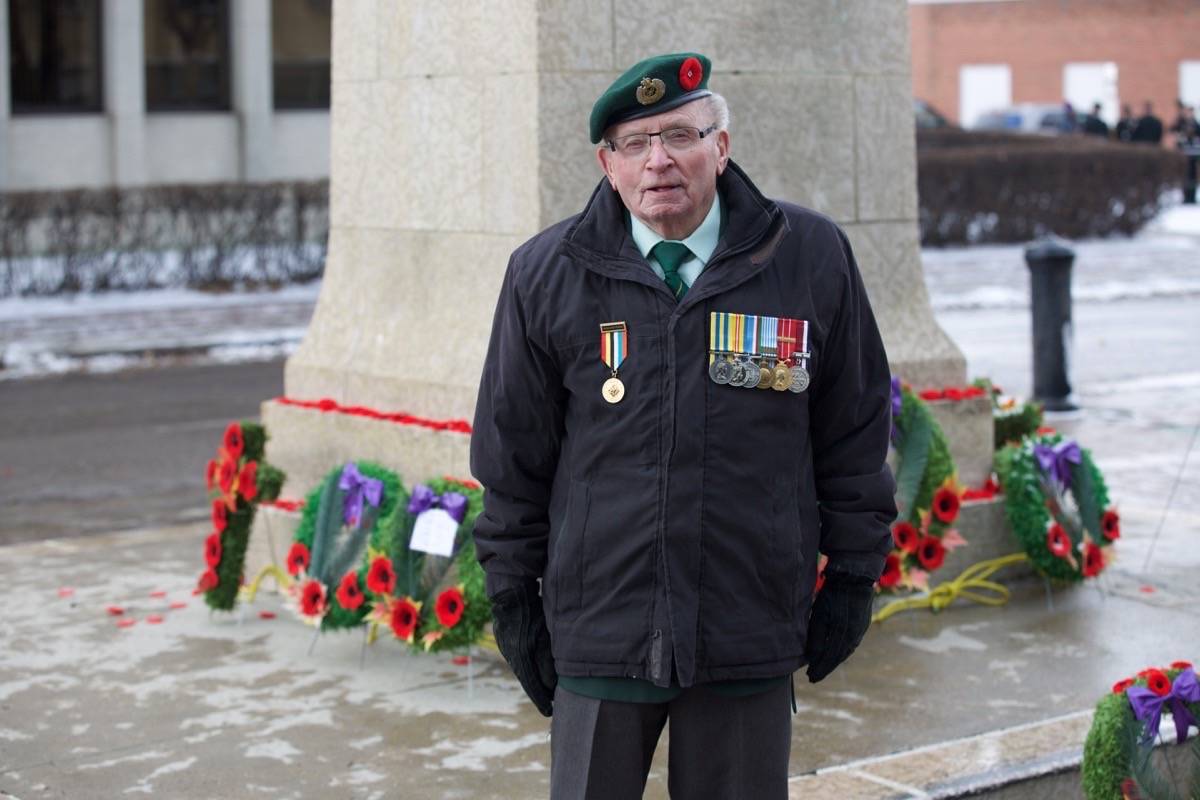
left=596, top=146, right=618, bottom=190
left=715, top=129, right=731, bottom=175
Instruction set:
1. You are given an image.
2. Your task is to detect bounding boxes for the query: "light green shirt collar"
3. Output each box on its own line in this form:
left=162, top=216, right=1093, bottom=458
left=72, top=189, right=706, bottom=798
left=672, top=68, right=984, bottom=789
left=630, top=192, right=722, bottom=267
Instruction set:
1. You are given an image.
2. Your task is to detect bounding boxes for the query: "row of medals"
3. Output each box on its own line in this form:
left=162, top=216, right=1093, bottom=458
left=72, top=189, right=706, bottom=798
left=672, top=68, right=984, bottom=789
left=709, top=353, right=810, bottom=393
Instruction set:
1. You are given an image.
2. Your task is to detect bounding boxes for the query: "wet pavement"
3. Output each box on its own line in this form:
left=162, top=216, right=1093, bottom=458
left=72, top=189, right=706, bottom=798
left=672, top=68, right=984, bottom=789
left=2, top=225, right=1199, bottom=797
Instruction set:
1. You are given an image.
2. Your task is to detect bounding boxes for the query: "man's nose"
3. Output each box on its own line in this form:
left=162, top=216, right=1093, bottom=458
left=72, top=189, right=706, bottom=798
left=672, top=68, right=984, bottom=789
left=645, top=135, right=674, bottom=168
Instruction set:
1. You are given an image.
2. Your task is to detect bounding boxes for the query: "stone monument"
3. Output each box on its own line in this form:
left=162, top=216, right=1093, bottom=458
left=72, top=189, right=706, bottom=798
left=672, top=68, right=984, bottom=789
left=261, top=1, right=995, bottom=568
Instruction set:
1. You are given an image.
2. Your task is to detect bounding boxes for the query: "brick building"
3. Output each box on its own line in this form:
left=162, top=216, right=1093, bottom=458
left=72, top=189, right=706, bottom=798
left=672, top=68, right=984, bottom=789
left=909, top=0, right=1200, bottom=130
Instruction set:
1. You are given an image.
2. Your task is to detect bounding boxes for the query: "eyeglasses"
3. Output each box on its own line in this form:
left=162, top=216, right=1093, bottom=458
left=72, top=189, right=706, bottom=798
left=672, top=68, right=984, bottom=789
left=606, top=124, right=719, bottom=158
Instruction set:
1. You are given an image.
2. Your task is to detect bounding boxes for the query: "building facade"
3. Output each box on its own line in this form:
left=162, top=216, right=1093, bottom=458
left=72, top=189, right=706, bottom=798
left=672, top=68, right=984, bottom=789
left=910, top=0, right=1200, bottom=128
left=1, top=0, right=331, bottom=191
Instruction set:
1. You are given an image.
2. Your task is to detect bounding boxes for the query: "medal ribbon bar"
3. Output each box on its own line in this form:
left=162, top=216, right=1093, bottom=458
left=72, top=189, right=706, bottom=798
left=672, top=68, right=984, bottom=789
left=600, top=321, right=627, bottom=373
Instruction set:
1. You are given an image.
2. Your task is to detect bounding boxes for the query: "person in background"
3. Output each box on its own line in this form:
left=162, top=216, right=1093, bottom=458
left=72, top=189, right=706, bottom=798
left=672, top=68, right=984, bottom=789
left=1170, top=101, right=1200, bottom=147
left=1082, top=102, right=1109, bottom=138
left=1132, top=101, right=1164, bottom=145
left=1115, top=103, right=1137, bottom=143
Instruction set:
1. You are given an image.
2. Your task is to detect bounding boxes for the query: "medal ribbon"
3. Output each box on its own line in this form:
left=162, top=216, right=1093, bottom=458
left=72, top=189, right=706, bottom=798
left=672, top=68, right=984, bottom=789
left=599, top=322, right=627, bottom=373
left=758, top=315, right=777, bottom=360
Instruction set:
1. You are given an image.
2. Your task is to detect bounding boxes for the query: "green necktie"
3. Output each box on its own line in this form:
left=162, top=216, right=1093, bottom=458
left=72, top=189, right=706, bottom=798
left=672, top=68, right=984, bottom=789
left=652, top=241, right=692, bottom=300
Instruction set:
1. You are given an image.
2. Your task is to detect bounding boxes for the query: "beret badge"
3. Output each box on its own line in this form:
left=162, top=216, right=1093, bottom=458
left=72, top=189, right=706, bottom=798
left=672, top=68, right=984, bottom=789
left=636, top=77, right=667, bottom=106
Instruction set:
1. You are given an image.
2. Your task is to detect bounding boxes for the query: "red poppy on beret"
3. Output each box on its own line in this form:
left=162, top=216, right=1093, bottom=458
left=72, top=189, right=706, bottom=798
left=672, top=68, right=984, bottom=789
left=678, top=57, right=703, bottom=91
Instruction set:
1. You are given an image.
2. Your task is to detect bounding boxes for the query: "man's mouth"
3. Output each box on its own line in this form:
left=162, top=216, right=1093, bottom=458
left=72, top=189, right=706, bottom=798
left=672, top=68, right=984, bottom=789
left=645, top=185, right=682, bottom=195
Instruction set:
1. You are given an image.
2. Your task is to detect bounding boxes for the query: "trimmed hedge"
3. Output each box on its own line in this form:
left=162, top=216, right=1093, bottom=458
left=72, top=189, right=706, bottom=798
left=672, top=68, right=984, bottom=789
left=917, top=129, right=1186, bottom=246
left=0, top=180, right=328, bottom=297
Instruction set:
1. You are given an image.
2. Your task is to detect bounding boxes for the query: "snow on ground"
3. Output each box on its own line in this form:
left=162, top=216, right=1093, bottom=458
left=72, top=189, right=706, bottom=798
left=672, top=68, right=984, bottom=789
left=0, top=204, right=1197, bottom=379
left=0, top=281, right=321, bottom=322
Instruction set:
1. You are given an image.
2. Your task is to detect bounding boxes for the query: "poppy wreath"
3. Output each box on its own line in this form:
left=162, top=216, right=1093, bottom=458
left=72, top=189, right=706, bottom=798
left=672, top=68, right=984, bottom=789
left=287, top=461, right=407, bottom=630
left=362, top=477, right=490, bottom=654
left=199, top=421, right=285, bottom=611
left=883, top=378, right=967, bottom=592
left=1082, top=660, right=1200, bottom=800
left=994, top=431, right=1118, bottom=583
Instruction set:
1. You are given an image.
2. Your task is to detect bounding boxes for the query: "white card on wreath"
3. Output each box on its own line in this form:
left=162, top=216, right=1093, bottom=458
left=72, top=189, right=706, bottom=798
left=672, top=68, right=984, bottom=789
left=409, top=509, right=458, bottom=557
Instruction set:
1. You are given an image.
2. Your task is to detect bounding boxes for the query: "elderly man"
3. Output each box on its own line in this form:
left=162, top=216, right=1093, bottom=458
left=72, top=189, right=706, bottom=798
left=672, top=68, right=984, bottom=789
left=471, top=53, right=895, bottom=798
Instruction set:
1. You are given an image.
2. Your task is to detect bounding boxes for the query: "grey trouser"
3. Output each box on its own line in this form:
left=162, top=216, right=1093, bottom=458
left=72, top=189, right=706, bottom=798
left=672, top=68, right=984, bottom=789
left=549, top=681, right=792, bottom=799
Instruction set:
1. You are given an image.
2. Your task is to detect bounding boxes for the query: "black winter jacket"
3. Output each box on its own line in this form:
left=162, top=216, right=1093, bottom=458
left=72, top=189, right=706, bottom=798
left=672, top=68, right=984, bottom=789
left=471, top=161, right=896, bottom=688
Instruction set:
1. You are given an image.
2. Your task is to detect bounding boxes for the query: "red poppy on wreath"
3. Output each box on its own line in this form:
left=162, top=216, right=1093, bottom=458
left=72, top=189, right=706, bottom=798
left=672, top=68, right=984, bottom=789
left=917, top=536, right=946, bottom=571
left=211, top=499, right=228, bottom=532
left=223, top=421, right=244, bottom=461
left=217, top=457, right=238, bottom=495
left=205, top=458, right=218, bottom=492
left=1171, top=660, right=1193, bottom=670
left=366, top=556, right=396, bottom=596
left=932, top=478, right=962, bottom=524
left=892, top=521, right=919, bottom=554
left=299, top=578, right=327, bottom=618
left=678, top=57, right=703, bottom=91
left=204, top=533, right=222, bottom=567
left=1144, top=668, right=1171, bottom=697
left=238, top=461, right=258, bottom=501
left=919, top=388, right=944, bottom=401
left=1111, top=677, right=1135, bottom=694
left=390, top=596, right=421, bottom=642
left=286, top=541, right=311, bottom=576
left=963, top=386, right=987, bottom=399
left=197, top=567, right=219, bottom=592
left=1046, top=523, right=1072, bottom=559
left=1082, top=541, right=1105, bottom=578
left=336, top=570, right=364, bottom=611
left=943, top=387, right=965, bottom=401
left=436, top=586, right=466, bottom=628
left=878, top=554, right=903, bottom=588
left=1101, top=509, right=1120, bottom=541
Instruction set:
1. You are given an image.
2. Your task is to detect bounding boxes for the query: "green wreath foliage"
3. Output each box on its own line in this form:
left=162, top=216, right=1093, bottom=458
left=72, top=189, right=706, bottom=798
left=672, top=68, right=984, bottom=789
left=408, top=478, right=490, bottom=654
left=995, top=432, right=1113, bottom=583
left=1082, top=664, right=1200, bottom=799
left=202, top=421, right=284, bottom=612
left=971, top=377, right=1044, bottom=449
left=292, top=462, right=407, bottom=631
left=894, top=386, right=955, bottom=522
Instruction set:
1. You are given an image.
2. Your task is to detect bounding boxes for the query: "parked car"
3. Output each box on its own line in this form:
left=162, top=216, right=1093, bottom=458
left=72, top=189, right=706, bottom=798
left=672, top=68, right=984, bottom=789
left=972, top=103, right=1076, bottom=134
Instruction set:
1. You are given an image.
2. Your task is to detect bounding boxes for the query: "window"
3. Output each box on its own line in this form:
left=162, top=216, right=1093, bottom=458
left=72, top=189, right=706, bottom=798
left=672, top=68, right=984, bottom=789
left=144, top=0, right=230, bottom=111
left=272, top=0, right=331, bottom=110
left=8, top=0, right=103, bottom=113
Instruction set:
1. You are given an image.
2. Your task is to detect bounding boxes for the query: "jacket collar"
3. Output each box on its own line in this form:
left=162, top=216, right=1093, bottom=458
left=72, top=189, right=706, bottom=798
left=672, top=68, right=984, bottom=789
left=560, top=160, right=784, bottom=291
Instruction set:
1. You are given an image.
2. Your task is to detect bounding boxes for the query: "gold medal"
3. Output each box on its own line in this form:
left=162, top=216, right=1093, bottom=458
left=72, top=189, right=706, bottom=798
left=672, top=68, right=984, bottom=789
left=602, top=376, right=625, bottom=404
left=756, top=365, right=773, bottom=389
left=771, top=363, right=791, bottom=391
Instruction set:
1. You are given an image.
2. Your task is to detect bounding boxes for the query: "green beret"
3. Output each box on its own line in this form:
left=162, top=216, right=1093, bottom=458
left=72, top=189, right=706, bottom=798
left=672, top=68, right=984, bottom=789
left=590, top=52, right=713, bottom=144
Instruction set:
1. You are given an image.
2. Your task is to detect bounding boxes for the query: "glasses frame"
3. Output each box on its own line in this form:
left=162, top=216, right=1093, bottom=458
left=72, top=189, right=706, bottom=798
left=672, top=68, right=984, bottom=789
left=605, top=123, right=720, bottom=156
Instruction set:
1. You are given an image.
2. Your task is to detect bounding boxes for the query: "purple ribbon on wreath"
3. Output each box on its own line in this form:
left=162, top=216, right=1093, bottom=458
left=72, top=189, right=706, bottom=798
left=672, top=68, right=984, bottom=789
left=1033, top=439, right=1081, bottom=489
left=1127, top=667, right=1200, bottom=744
left=890, top=376, right=903, bottom=444
left=407, top=484, right=468, bottom=524
left=338, top=462, right=383, bottom=527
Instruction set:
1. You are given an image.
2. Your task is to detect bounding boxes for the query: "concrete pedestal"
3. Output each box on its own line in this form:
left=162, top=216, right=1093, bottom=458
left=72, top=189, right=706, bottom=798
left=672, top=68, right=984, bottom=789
left=264, top=0, right=966, bottom=503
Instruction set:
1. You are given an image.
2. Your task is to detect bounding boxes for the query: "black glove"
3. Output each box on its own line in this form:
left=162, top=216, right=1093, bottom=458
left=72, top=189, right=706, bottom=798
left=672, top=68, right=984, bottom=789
left=805, top=569, right=876, bottom=683
left=490, top=580, right=557, bottom=716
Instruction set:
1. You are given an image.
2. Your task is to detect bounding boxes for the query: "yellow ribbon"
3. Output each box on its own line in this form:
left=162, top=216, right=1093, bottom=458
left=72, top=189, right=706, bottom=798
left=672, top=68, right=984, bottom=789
left=239, top=563, right=293, bottom=605
left=872, top=553, right=1029, bottom=623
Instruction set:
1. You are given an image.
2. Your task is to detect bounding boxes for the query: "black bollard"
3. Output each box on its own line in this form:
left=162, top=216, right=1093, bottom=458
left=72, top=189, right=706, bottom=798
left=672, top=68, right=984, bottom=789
left=1024, top=238, right=1077, bottom=412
